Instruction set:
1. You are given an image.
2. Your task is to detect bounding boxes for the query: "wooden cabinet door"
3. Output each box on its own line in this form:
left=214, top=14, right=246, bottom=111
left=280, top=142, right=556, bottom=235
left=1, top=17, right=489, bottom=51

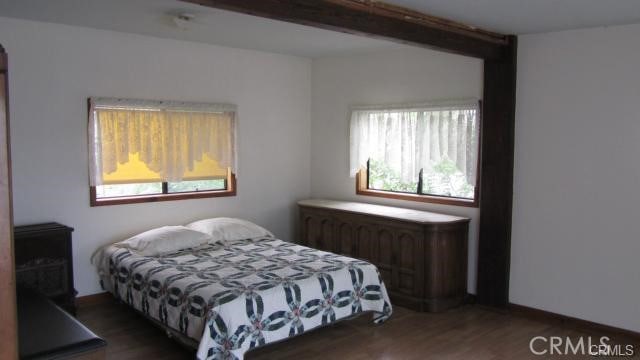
left=394, top=230, right=423, bottom=297
left=300, top=209, right=335, bottom=252
left=366, top=225, right=422, bottom=297
left=424, top=225, right=469, bottom=300
left=367, top=227, right=391, bottom=290
left=334, top=220, right=356, bottom=257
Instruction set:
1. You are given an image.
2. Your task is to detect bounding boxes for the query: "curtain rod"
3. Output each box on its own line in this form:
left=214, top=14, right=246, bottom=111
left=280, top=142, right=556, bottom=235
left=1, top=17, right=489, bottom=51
left=90, top=97, right=237, bottom=113
left=350, top=98, right=479, bottom=112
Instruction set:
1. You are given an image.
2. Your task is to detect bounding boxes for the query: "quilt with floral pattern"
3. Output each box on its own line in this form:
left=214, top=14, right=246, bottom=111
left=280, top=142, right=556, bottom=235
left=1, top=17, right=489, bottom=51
left=97, top=237, right=392, bottom=360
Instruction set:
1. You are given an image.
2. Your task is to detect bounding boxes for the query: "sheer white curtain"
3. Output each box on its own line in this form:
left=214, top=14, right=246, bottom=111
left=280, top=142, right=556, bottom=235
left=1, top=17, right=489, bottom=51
left=88, top=98, right=237, bottom=186
left=349, top=100, right=479, bottom=185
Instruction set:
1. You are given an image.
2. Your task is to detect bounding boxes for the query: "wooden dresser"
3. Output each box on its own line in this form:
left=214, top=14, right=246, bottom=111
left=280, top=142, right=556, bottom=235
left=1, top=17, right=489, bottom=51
left=298, top=199, right=469, bottom=312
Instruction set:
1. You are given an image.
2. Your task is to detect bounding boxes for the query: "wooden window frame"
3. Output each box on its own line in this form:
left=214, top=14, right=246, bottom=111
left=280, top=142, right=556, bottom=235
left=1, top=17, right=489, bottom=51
left=89, top=173, right=236, bottom=206
left=356, top=169, right=479, bottom=208
left=354, top=103, right=482, bottom=208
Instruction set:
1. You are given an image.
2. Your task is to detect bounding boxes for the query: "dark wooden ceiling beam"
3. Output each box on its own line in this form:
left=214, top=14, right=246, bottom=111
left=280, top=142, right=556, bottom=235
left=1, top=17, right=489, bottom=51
left=182, top=0, right=509, bottom=59
left=327, top=0, right=506, bottom=44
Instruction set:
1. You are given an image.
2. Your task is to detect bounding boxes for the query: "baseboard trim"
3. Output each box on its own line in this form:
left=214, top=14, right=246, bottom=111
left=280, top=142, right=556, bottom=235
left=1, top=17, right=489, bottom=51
left=508, top=303, right=640, bottom=341
left=390, top=291, right=466, bottom=313
left=466, top=293, right=639, bottom=340
left=76, top=292, right=113, bottom=307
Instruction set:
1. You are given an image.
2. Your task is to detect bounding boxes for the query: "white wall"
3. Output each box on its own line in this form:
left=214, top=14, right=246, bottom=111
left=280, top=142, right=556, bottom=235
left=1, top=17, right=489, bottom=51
left=512, top=23, right=640, bottom=332
left=0, top=17, right=311, bottom=296
left=311, top=47, right=484, bottom=292
left=5, top=13, right=638, bottom=333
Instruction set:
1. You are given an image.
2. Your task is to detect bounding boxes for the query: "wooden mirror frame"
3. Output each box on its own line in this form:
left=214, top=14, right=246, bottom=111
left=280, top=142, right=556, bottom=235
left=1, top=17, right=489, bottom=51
left=0, top=43, right=18, bottom=360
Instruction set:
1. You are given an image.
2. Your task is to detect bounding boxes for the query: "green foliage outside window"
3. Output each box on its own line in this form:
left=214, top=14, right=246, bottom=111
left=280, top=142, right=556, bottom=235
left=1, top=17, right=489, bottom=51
left=368, top=158, right=474, bottom=199
left=96, top=183, right=163, bottom=198
left=368, top=159, right=417, bottom=193
left=96, top=179, right=225, bottom=198
left=168, top=179, right=225, bottom=193
left=426, top=158, right=474, bottom=198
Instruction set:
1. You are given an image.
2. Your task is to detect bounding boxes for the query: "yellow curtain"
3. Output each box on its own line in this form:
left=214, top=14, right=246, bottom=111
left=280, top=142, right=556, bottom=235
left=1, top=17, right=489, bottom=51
left=91, top=108, right=234, bottom=185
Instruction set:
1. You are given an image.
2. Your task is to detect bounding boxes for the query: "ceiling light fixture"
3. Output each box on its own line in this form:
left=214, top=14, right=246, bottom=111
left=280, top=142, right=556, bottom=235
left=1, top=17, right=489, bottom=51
left=172, top=13, right=196, bottom=30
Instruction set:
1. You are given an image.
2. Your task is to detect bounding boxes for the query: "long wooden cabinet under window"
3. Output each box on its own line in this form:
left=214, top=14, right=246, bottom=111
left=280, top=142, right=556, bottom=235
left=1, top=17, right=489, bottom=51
left=298, top=199, right=469, bottom=312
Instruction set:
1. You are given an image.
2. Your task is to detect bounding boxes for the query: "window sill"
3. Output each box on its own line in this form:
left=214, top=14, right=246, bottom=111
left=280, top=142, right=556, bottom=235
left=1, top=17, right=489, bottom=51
left=355, top=170, right=478, bottom=208
left=90, top=175, right=236, bottom=207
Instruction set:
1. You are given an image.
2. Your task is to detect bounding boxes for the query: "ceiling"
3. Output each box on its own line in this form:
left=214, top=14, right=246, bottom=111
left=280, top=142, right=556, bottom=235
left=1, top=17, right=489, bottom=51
left=388, top=0, right=640, bottom=34
left=0, top=0, right=639, bottom=58
left=0, top=0, right=411, bottom=58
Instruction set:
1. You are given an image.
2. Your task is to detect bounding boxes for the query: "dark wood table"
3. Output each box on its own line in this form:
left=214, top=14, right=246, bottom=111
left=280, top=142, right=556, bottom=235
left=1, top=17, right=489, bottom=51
left=17, top=288, right=106, bottom=359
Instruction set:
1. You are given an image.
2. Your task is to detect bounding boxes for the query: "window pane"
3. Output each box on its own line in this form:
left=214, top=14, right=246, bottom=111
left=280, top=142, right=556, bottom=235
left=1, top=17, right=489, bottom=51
left=96, top=183, right=162, bottom=198
left=368, top=159, right=418, bottom=193
left=421, top=158, right=475, bottom=199
left=167, top=179, right=226, bottom=193
left=88, top=99, right=237, bottom=206
left=357, top=103, right=479, bottom=201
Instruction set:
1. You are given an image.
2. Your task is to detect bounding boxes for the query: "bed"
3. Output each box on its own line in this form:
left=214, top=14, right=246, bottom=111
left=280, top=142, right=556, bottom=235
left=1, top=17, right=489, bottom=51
left=94, top=221, right=392, bottom=360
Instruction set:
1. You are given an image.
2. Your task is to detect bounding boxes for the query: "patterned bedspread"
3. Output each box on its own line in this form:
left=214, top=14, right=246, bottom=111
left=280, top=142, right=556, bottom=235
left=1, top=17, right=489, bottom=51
left=96, top=237, right=392, bottom=359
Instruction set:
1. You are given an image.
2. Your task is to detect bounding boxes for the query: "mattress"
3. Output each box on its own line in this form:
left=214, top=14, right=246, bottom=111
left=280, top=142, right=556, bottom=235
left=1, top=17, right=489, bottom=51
left=95, top=237, right=392, bottom=359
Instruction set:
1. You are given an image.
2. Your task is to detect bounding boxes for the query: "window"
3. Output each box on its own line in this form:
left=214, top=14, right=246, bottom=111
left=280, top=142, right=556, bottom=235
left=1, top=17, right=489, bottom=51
left=350, top=100, right=480, bottom=207
left=88, top=98, right=237, bottom=206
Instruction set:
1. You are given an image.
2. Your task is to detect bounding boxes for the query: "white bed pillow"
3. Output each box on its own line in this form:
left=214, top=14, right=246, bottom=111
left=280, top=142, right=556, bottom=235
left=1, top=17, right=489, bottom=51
left=117, top=225, right=212, bottom=256
left=185, top=217, right=274, bottom=242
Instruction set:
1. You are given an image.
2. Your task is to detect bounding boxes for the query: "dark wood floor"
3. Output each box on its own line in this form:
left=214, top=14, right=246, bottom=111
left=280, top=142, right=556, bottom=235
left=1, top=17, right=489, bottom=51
left=77, top=299, right=639, bottom=359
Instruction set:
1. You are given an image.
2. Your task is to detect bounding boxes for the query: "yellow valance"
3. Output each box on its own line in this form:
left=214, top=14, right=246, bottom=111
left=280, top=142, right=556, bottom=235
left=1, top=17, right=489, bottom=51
left=88, top=98, right=236, bottom=186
